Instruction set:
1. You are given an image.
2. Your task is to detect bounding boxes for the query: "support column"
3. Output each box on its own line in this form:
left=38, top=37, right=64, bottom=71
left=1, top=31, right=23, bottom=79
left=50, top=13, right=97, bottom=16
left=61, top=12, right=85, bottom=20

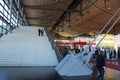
left=103, top=0, right=107, bottom=8
left=79, top=0, right=83, bottom=20
left=23, top=14, right=26, bottom=26
left=90, top=8, right=120, bottom=46
left=96, top=17, right=120, bottom=47
left=17, top=0, right=20, bottom=27
left=25, top=19, right=28, bottom=26
left=68, top=13, right=71, bottom=27
left=21, top=8, right=24, bottom=25
left=9, top=0, right=13, bottom=32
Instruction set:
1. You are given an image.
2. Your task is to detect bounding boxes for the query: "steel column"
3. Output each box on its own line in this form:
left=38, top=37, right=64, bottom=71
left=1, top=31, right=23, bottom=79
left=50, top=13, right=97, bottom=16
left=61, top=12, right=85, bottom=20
left=9, top=0, right=13, bottom=32
left=96, top=16, right=120, bottom=47
left=17, top=0, right=20, bottom=27
left=90, top=8, right=120, bottom=46
left=21, top=8, right=24, bottom=25
left=103, top=0, right=107, bottom=8
left=24, top=5, right=80, bottom=13
left=52, top=0, right=82, bottom=30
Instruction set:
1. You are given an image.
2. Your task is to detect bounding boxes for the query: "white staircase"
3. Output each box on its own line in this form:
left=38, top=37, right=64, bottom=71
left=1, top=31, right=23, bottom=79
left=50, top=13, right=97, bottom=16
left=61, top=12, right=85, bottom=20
left=0, top=26, right=58, bottom=66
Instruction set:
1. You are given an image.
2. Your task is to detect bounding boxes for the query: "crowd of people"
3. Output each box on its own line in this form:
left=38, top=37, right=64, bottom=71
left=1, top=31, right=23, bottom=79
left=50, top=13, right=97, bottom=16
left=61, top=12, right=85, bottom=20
left=94, top=47, right=120, bottom=60
left=57, top=44, right=120, bottom=60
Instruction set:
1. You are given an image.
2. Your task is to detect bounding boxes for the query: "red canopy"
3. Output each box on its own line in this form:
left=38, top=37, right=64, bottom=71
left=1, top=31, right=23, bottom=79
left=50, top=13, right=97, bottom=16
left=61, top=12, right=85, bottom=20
left=56, top=41, right=87, bottom=45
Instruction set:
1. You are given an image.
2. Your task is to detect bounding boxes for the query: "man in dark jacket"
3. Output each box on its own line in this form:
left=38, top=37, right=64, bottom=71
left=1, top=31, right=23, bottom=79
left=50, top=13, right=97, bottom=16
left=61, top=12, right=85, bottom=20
left=38, top=28, right=41, bottom=36
left=118, top=48, right=120, bottom=59
left=96, top=50, right=106, bottom=80
left=41, top=29, right=44, bottom=36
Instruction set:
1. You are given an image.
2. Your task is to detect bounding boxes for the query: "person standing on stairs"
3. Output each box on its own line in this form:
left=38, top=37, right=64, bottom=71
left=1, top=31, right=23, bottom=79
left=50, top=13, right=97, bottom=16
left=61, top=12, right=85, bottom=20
left=38, top=28, right=41, bottom=36
left=41, top=29, right=44, bottom=36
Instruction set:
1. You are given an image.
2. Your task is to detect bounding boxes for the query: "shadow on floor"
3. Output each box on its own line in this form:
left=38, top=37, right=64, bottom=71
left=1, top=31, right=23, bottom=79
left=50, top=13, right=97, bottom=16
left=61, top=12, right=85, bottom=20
left=0, top=65, right=120, bottom=80
left=0, top=66, right=59, bottom=80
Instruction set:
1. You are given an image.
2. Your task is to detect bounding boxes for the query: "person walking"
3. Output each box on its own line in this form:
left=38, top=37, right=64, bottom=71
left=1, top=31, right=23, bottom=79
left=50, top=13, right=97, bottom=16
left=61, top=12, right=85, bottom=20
left=118, top=48, right=120, bottom=59
left=96, top=50, right=106, bottom=80
left=41, top=29, right=44, bottom=36
left=38, top=28, right=41, bottom=36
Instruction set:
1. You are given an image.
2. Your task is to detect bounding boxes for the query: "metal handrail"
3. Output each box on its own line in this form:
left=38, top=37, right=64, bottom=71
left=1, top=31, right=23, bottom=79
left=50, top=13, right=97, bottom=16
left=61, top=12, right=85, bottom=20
left=44, top=27, right=62, bottom=62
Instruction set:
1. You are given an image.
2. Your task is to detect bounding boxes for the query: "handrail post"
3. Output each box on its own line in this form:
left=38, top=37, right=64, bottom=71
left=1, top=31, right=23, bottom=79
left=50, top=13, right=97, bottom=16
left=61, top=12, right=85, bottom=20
left=44, top=26, right=62, bottom=62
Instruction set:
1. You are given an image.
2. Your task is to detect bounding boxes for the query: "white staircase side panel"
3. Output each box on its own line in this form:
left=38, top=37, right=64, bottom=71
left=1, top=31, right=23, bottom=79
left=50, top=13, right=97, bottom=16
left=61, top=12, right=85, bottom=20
left=55, top=54, right=72, bottom=71
left=55, top=53, right=92, bottom=77
left=57, top=55, right=78, bottom=76
left=67, top=61, right=92, bottom=76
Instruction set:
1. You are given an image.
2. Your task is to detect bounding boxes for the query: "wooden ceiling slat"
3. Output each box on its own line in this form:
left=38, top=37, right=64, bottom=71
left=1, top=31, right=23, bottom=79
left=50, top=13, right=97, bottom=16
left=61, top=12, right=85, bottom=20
left=21, top=0, right=120, bottom=37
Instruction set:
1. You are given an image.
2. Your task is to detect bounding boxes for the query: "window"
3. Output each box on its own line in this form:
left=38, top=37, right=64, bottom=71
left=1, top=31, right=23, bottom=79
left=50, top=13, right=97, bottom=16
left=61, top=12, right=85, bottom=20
left=0, top=20, right=2, bottom=26
left=4, top=4, right=8, bottom=10
left=0, top=0, right=4, bottom=5
left=4, top=11, right=8, bottom=20
left=0, top=4, right=3, bottom=12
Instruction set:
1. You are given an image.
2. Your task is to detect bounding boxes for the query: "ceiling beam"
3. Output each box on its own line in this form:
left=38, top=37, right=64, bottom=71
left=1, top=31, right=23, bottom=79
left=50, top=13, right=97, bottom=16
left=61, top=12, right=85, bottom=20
left=52, top=0, right=83, bottom=30
left=23, top=5, right=80, bottom=12
left=29, top=24, right=54, bottom=27
left=27, top=17, right=68, bottom=21
left=52, top=0, right=100, bottom=30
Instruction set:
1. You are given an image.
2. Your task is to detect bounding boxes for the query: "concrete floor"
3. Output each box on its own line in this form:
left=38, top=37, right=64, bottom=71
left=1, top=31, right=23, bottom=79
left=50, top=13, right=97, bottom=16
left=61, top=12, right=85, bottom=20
left=0, top=65, right=119, bottom=80
left=0, top=66, right=58, bottom=80
left=91, top=65, right=120, bottom=80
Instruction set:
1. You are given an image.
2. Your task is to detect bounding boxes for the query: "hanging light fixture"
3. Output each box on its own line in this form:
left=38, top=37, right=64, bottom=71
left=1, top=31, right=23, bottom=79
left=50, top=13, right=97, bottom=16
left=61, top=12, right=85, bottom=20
left=55, top=0, right=59, bottom=2
left=79, top=0, right=83, bottom=20
left=103, top=0, right=107, bottom=8
left=68, top=13, right=72, bottom=27
left=61, top=20, right=64, bottom=32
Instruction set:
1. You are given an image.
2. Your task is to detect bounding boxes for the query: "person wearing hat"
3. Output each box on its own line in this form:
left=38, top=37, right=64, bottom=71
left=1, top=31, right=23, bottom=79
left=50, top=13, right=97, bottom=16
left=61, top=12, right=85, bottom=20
left=96, top=49, right=106, bottom=80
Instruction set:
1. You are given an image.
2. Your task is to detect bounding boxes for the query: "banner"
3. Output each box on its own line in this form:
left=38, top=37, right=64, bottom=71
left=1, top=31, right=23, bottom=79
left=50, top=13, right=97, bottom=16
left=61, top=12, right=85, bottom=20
left=96, top=34, right=114, bottom=47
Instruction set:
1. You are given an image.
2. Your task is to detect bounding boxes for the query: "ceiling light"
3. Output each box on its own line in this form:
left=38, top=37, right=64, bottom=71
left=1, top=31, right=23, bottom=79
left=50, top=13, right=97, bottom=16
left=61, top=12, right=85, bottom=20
left=55, top=0, right=59, bottom=1
left=108, top=7, right=111, bottom=10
